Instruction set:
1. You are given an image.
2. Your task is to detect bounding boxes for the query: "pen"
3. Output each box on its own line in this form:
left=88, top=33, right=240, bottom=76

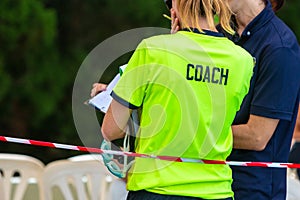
left=163, top=14, right=172, bottom=21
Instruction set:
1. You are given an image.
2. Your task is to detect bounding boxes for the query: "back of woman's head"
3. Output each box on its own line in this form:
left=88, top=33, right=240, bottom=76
left=175, top=0, right=234, bottom=34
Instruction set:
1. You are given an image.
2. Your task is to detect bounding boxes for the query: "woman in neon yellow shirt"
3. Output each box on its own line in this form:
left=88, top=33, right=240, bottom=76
left=101, top=0, right=254, bottom=199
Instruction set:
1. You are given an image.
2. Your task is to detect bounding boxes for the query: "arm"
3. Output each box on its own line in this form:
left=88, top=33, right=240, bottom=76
left=233, top=47, right=299, bottom=151
left=101, top=99, right=132, bottom=141
left=232, top=114, right=279, bottom=151
left=293, top=105, right=300, bottom=141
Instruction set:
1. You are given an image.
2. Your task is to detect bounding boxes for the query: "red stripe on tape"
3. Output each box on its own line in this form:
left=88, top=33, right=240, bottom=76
left=157, top=156, right=182, bottom=162
left=29, top=140, right=56, bottom=148
left=0, top=136, right=7, bottom=142
left=245, top=162, right=271, bottom=167
left=78, top=146, right=103, bottom=153
left=281, top=163, right=300, bottom=168
left=203, top=160, right=226, bottom=165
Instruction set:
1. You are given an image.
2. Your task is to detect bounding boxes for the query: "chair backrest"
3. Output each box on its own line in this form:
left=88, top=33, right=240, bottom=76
left=287, top=168, right=300, bottom=200
left=68, top=154, right=103, bottom=162
left=68, top=154, right=114, bottom=185
left=106, top=178, right=128, bottom=200
left=42, top=159, right=112, bottom=200
left=69, top=154, right=129, bottom=200
left=0, top=171, right=5, bottom=200
left=0, top=153, right=45, bottom=200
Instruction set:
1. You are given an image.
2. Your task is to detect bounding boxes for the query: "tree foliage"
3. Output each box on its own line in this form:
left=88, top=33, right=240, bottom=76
left=0, top=0, right=57, bottom=129
left=0, top=0, right=298, bottom=163
left=277, top=0, right=300, bottom=40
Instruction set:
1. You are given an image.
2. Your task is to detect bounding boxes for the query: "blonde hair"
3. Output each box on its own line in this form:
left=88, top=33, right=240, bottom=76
left=176, top=0, right=234, bottom=34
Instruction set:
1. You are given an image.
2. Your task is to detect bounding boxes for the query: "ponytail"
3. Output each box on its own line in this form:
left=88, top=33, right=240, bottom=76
left=176, top=0, right=235, bottom=34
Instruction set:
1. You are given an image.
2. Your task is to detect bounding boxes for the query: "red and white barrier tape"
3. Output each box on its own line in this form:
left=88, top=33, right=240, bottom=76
left=1, top=135, right=300, bottom=169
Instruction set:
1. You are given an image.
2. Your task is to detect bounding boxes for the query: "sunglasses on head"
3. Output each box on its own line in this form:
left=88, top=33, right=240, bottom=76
left=164, top=0, right=172, bottom=9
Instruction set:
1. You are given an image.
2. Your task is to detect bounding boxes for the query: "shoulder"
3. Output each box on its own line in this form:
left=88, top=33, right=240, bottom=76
left=133, top=34, right=178, bottom=56
left=264, top=16, right=299, bottom=51
left=228, top=40, right=255, bottom=65
left=140, top=34, right=174, bottom=47
left=258, top=16, right=300, bottom=65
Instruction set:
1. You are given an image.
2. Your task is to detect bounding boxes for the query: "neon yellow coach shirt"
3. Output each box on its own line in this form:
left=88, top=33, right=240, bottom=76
left=112, top=30, right=254, bottom=199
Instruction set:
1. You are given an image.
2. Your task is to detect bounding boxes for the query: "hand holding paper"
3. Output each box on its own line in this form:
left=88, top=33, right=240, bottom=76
left=86, top=64, right=127, bottom=113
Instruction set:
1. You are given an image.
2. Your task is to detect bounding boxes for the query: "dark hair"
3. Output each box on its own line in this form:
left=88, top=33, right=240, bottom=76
left=264, top=0, right=285, bottom=12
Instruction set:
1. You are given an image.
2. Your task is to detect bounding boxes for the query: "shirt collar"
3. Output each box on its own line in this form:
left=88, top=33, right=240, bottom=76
left=181, top=28, right=225, bottom=37
left=217, top=1, right=275, bottom=44
left=241, top=0, right=275, bottom=38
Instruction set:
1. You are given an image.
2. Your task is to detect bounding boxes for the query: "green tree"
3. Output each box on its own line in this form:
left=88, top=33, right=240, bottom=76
left=0, top=0, right=80, bottom=163
left=0, top=0, right=170, bottom=163
left=277, top=0, right=300, bottom=40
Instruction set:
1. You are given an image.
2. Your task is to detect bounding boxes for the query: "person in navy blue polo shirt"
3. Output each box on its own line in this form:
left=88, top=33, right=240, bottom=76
left=218, top=0, right=300, bottom=199
left=170, top=0, right=299, bottom=199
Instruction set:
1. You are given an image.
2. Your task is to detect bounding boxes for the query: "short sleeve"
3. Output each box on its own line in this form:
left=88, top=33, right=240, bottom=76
left=251, top=47, right=300, bottom=120
left=112, top=40, right=150, bottom=109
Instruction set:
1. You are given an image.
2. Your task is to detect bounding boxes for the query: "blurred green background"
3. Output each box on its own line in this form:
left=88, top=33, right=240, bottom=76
left=0, top=0, right=299, bottom=164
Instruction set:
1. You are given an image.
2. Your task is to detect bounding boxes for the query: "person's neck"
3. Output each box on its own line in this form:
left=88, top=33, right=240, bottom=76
left=184, top=16, right=217, bottom=32
left=235, top=0, right=266, bottom=35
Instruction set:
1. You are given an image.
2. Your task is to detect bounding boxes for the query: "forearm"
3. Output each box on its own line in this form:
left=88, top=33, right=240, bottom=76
left=232, top=115, right=279, bottom=151
left=102, top=99, right=131, bottom=141
left=292, top=106, right=300, bottom=141
left=232, top=124, right=265, bottom=151
left=101, top=120, right=126, bottom=141
left=293, top=127, right=300, bottom=141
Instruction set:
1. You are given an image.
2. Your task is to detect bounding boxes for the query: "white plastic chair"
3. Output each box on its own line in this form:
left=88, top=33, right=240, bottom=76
left=287, top=168, right=300, bottom=200
left=0, top=172, right=5, bottom=200
left=106, top=178, right=128, bottom=200
left=42, top=159, right=112, bottom=200
left=68, top=154, right=103, bottom=162
left=68, top=154, right=128, bottom=200
left=0, top=153, right=45, bottom=200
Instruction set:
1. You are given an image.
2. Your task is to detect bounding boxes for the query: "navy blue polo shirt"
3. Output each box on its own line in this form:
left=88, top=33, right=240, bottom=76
left=221, top=1, right=300, bottom=200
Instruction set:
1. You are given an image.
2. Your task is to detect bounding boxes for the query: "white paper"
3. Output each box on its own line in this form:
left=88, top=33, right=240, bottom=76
left=87, top=64, right=127, bottom=113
